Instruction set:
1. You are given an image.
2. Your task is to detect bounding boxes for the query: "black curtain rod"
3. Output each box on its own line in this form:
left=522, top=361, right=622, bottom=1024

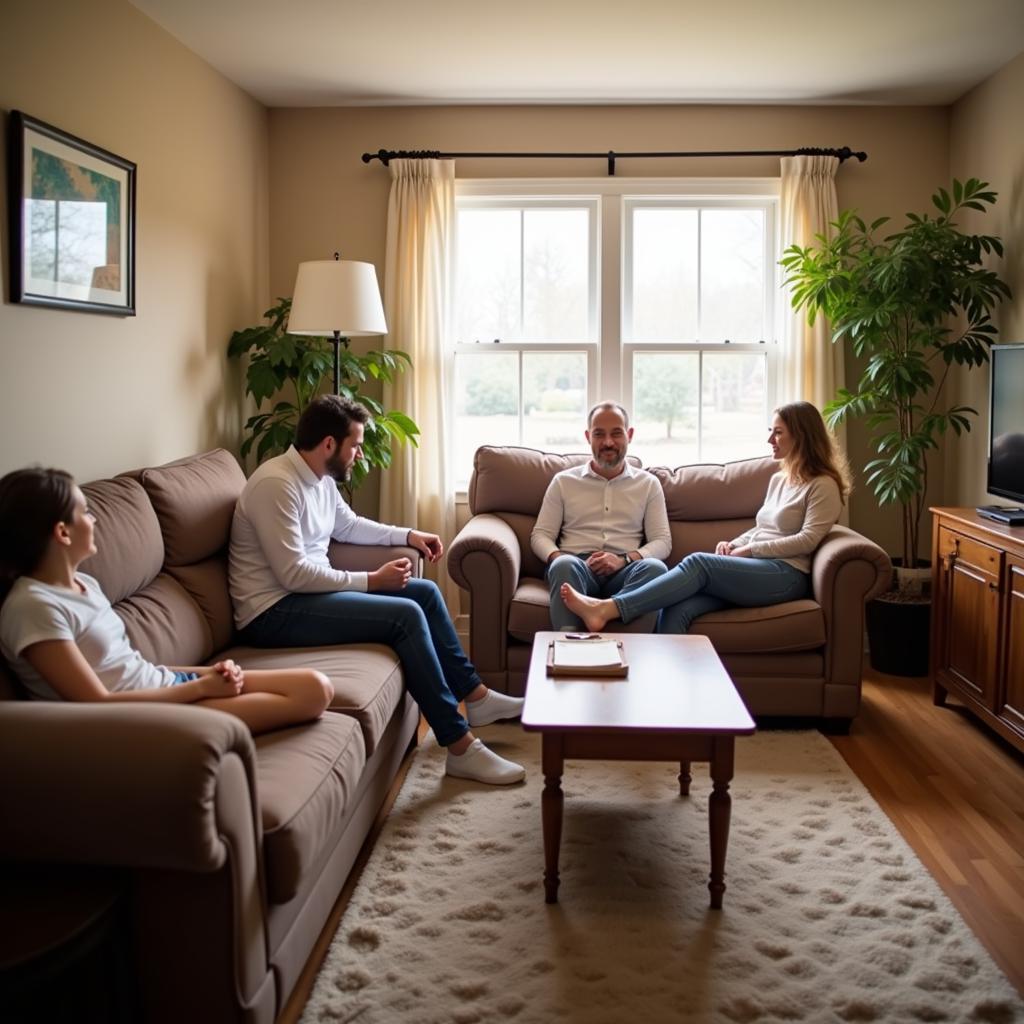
left=361, top=145, right=867, bottom=177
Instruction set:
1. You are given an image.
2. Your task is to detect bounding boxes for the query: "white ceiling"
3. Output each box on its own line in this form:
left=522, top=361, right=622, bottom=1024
left=130, top=0, right=1024, bottom=108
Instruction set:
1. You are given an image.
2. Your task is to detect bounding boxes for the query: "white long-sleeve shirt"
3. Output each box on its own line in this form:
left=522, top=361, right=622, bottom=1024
left=530, top=462, right=671, bottom=564
left=730, top=472, right=842, bottom=573
left=229, top=446, right=408, bottom=628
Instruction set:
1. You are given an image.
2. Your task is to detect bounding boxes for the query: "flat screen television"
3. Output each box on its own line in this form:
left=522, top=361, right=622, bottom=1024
left=987, top=343, right=1024, bottom=504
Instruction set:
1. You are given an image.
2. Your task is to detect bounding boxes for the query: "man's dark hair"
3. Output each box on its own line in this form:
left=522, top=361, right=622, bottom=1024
left=295, top=395, right=370, bottom=451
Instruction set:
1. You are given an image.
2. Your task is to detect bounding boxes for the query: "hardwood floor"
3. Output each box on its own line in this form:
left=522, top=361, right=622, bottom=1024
left=830, top=666, right=1024, bottom=996
left=280, top=673, right=1024, bottom=1021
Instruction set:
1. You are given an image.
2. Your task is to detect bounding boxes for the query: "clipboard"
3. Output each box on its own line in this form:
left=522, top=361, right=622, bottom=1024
left=546, top=638, right=628, bottom=678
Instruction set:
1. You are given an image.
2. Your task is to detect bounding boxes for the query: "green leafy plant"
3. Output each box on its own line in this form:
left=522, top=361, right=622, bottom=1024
left=228, top=297, right=420, bottom=496
left=781, top=179, right=1012, bottom=571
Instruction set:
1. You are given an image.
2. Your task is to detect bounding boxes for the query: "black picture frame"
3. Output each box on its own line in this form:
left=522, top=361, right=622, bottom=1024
left=7, top=110, right=136, bottom=315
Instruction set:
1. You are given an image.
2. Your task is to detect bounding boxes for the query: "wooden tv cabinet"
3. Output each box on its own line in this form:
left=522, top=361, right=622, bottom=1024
left=930, top=508, right=1024, bottom=755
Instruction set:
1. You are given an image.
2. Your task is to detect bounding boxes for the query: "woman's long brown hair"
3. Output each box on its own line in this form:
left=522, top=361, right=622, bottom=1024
left=775, top=401, right=852, bottom=504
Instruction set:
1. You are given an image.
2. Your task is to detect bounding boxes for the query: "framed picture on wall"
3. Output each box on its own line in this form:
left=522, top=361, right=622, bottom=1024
left=7, top=110, right=136, bottom=315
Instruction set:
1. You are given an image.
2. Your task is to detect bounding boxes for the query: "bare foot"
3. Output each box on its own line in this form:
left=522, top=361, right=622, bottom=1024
left=560, top=584, right=618, bottom=632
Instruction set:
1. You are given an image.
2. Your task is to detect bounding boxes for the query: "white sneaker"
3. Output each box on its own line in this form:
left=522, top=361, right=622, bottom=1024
left=465, top=689, right=525, bottom=728
left=445, top=739, right=526, bottom=785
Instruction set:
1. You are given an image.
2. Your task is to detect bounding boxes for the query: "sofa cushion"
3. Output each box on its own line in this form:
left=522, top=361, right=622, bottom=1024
left=508, top=578, right=658, bottom=639
left=165, top=559, right=235, bottom=657
left=649, top=458, right=776, bottom=521
left=116, top=573, right=214, bottom=667
left=81, top=477, right=164, bottom=604
left=141, top=449, right=246, bottom=566
left=691, top=599, right=825, bottom=653
left=254, top=712, right=366, bottom=905
left=470, top=445, right=642, bottom=517
left=218, top=644, right=405, bottom=757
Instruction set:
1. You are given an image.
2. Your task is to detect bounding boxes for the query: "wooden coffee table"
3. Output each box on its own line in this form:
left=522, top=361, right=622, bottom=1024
left=522, top=631, right=755, bottom=909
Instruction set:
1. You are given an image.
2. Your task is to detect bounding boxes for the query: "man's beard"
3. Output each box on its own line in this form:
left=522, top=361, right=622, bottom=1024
left=596, top=447, right=624, bottom=469
left=325, top=449, right=351, bottom=482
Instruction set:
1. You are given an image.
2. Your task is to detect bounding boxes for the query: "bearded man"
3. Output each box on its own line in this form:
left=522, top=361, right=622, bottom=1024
left=530, top=401, right=670, bottom=632
left=229, top=394, right=525, bottom=785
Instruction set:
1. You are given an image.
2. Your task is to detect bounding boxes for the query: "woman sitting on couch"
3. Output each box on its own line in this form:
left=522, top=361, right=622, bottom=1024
left=561, top=401, right=850, bottom=634
left=0, top=467, right=333, bottom=734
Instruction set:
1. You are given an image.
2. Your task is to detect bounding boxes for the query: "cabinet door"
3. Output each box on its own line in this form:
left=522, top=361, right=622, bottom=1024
left=998, top=554, right=1024, bottom=738
left=936, top=527, right=1001, bottom=709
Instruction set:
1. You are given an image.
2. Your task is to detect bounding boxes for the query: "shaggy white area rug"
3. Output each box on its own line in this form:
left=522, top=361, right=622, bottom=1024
left=301, top=726, right=1022, bottom=1024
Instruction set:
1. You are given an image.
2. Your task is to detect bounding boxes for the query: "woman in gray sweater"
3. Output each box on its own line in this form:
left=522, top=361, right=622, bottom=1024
left=560, top=401, right=850, bottom=634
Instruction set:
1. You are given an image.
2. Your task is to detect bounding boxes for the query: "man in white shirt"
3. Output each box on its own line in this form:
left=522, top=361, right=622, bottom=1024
left=531, top=401, right=671, bottom=631
left=230, top=395, right=525, bottom=785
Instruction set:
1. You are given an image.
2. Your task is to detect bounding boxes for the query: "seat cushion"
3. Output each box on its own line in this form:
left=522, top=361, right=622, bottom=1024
left=691, top=599, right=825, bottom=654
left=254, top=713, right=366, bottom=905
left=507, top=578, right=657, bottom=640
left=218, top=644, right=406, bottom=757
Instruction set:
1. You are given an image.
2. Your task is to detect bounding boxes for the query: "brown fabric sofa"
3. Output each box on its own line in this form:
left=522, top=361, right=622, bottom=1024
left=447, top=445, right=892, bottom=726
left=0, top=449, right=421, bottom=1023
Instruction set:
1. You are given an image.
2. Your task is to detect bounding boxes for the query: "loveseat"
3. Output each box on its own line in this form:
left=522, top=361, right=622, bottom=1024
left=0, top=449, right=422, bottom=1023
left=447, top=445, right=892, bottom=726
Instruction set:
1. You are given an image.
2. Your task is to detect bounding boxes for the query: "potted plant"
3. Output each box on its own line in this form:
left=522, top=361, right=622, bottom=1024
left=228, top=298, right=420, bottom=498
left=781, top=178, right=1012, bottom=675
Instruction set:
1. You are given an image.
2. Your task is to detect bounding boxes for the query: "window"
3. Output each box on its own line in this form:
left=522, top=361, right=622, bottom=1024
left=451, top=180, right=779, bottom=486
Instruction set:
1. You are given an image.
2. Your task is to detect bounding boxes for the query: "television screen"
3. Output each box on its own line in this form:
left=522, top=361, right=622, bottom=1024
left=988, top=344, right=1024, bottom=504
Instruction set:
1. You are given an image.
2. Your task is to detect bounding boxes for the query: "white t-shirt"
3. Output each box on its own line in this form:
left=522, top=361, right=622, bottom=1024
left=0, top=573, right=175, bottom=700
left=229, top=446, right=408, bottom=629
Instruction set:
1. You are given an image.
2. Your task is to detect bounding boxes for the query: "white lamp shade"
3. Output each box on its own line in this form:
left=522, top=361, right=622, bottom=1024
left=288, top=259, right=387, bottom=337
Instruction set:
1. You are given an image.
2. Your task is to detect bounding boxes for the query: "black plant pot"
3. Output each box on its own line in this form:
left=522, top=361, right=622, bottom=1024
left=866, top=596, right=931, bottom=677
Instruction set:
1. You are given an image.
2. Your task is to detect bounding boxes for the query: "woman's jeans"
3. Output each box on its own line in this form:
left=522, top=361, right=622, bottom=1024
left=613, top=552, right=811, bottom=635
left=239, top=579, right=477, bottom=746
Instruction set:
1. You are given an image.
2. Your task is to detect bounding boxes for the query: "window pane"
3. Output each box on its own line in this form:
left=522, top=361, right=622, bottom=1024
left=700, top=352, right=768, bottom=462
left=523, top=210, right=590, bottom=342
left=700, top=209, right=765, bottom=342
left=631, top=209, right=698, bottom=342
left=631, top=352, right=700, bottom=467
left=453, top=353, right=520, bottom=484
left=455, top=209, right=521, bottom=343
left=522, top=352, right=588, bottom=451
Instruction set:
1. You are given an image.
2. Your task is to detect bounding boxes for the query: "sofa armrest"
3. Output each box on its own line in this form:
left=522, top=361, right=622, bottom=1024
left=0, top=702, right=260, bottom=873
left=811, top=525, right=892, bottom=699
left=328, top=541, right=423, bottom=577
left=448, top=514, right=522, bottom=680
left=448, top=513, right=521, bottom=602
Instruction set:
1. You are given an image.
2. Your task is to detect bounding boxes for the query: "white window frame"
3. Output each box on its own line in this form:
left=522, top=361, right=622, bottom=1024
left=452, top=178, right=781, bottom=491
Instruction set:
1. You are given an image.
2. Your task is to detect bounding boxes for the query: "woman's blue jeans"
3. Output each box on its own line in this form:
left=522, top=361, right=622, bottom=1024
left=613, top=552, right=811, bottom=635
left=238, top=579, right=477, bottom=746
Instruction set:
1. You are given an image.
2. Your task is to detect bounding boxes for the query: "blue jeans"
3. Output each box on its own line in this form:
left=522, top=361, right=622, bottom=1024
left=546, top=554, right=668, bottom=630
left=238, top=579, right=478, bottom=746
left=613, top=552, right=810, bottom=634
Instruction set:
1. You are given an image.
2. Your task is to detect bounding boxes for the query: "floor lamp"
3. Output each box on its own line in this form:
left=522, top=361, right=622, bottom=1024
left=287, top=254, right=388, bottom=395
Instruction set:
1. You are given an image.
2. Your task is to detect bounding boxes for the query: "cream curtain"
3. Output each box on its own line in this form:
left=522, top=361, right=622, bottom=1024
left=779, top=155, right=843, bottom=411
left=779, top=154, right=848, bottom=522
left=379, top=158, right=460, bottom=610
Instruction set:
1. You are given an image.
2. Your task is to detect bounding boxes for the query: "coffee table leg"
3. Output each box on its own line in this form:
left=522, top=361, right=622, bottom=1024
left=678, top=761, right=692, bottom=796
left=541, top=733, right=564, bottom=904
left=707, top=738, right=734, bottom=909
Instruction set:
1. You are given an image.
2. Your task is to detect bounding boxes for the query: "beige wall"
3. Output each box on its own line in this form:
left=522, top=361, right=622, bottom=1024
left=0, top=0, right=269, bottom=482
left=948, top=50, right=1024, bottom=507
left=269, top=104, right=949, bottom=543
